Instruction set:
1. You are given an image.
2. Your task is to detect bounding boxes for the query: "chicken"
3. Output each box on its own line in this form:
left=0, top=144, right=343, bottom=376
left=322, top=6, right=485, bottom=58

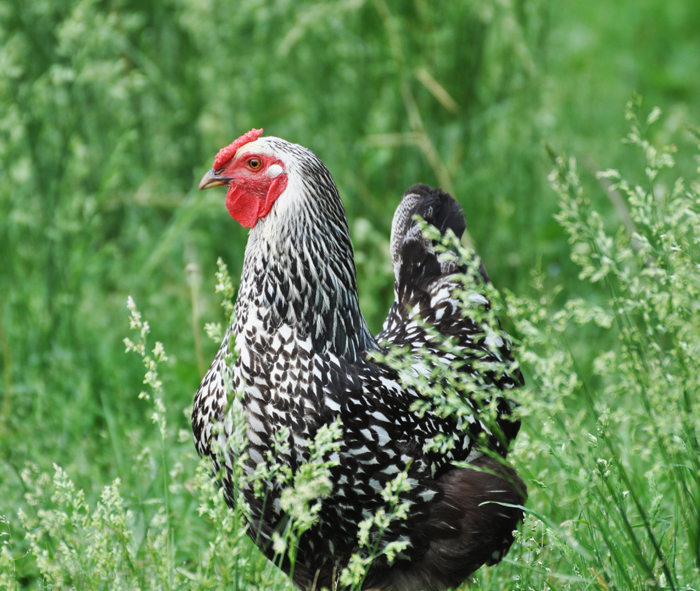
left=192, top=128, right=526, bottom=590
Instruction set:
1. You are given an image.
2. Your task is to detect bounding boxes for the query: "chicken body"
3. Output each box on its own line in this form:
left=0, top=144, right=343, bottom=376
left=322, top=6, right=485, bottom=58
left=193, top=133, right=525, bottom=590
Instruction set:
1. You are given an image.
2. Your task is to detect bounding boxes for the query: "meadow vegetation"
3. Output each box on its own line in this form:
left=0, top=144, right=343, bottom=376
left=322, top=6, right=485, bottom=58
left=1, top=0, right=699, bottom=589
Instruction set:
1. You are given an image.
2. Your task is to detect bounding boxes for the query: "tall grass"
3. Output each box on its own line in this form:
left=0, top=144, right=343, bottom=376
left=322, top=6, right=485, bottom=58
left=2, top=0, right=700, bottom=588
left=492, top=99, right=700, bottom=590
left=3, top=101, right=699, bottom=589
left=0, top=2, right=548, bottom=584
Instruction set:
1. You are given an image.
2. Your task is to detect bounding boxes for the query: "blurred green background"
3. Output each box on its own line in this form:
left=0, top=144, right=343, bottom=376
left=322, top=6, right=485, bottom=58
left=1, top=0, right=699, bottom=586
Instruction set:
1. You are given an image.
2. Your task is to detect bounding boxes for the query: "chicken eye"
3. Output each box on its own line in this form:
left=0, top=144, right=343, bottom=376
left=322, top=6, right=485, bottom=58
left=248, top=158, right=262, bottom=170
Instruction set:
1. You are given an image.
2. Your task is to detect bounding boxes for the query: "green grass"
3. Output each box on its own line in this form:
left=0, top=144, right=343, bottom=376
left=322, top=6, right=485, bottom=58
left=1, top=0, right=700, bottom=588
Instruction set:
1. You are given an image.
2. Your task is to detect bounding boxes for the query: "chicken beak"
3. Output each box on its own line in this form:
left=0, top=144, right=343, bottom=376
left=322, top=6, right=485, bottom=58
left=198, top=169, right=229, bottom=190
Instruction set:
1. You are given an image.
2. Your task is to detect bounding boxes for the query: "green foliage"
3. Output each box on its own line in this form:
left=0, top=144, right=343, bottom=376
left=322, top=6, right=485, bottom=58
left=338, top=471, right=413, bottom=589
left=2, top=0, right=700, bottom=589
left=7, top=295, right=292, bottom=590
left=7, top=102, right=700, bottom=590
left=492, top=100, right=700, bottom=590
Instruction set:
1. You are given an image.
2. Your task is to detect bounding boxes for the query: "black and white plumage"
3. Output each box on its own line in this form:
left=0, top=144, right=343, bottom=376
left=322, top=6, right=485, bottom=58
left=193, top=133, right=526, bottom=591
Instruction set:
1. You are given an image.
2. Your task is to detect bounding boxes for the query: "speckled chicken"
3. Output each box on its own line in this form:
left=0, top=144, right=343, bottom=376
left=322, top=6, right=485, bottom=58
left=192, top=129, right=526, bottom=591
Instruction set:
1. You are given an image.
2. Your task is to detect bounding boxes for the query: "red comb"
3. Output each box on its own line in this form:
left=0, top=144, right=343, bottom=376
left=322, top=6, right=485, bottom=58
left=213, top=128, right=264, bottom=169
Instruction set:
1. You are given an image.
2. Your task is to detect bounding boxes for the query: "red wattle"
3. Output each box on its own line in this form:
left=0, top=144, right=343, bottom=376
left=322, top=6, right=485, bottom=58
left=226, top=185, right=260, bottom=228
left=225, top=173, right=288, bottom=228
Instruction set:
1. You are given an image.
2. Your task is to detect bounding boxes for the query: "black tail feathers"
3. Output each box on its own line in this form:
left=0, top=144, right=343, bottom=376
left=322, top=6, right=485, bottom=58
left=405, top=183, right=466, bottom=240
left=389, top=184, right=486, bottom=299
